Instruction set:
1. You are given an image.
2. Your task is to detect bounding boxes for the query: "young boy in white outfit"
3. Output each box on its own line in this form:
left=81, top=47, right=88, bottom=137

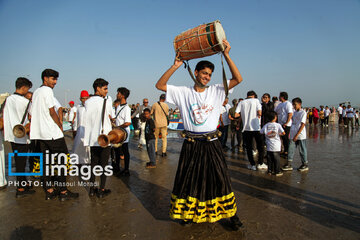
left=282, top=97, right=308, bottom=172
left=260, top=111, right=285, bottom=176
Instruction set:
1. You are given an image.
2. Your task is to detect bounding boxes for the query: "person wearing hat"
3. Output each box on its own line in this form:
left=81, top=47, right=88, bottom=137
left=68, top=100, right=77, bottom=138
left=151, top=94, right=169, bottom=157
left=72, top=90, right=90, bottom=166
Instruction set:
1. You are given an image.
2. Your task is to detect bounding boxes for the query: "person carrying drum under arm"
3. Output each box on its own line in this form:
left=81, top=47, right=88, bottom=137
left=3, top=77, right=35, bottom=198
left=156, top=39, right=243, bottom=230
left=84, top=78, right=114, bottom=198
left=114, top=87, right=132, bottom=177
left=151, top=94, right=169, bottom=157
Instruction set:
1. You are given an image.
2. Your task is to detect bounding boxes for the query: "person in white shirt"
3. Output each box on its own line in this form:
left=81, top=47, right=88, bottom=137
left=342, top=105, right=348, bottom=127
left=71, top=90, right=90, bottom=165
left=274, top=92, right=293, bottom=156
left=156, top=40, right=243, bottom=229
left=346, top=105, right=355, bottom=129
left=3, top=77, right=36, bottom=197
left=260, top=111, right=285, bottom=176
left=0, top=131, right=7, bottom=190
left=324, top=106, right=331, bottom=127
left=272, top=96, right=280, bottom=109
left=337, top=104, right=343, bottom=125
left=68, top=101, right=77, bottom=138
left=84, top=78, right=114, bottom=198
left=30, top=69, right=79, bottom=201
left=219, top=97, right=231, bottom=150
left=282, top=97, right=308, bottom=172
left=113, top=87, right=132, bottom=177
left=234, top=91, right=266, bottom=170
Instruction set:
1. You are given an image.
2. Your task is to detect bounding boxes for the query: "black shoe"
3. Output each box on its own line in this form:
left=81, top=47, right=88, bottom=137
left=59, top=190, right=79, bottom=202
left=229, top=215, right=243, bottom=231
left=161, top=152, right=167, bottom=157
left=89, top=187, right=97, bottom=197
left=96, top=189, right=111, bottom=198
left=282, top=164, right=293, bottom=171
left=45, top=189, right=58, bottom=200
left=146, top=162, right=157, bottom=168
left=16, top=188, right=35, bottom=198
left=118, top=169, right=130, bottom=177
left=297, top=164, right=309, bottom=172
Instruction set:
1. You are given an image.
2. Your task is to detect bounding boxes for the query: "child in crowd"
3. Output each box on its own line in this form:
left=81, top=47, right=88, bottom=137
left=282, top=97, right=308, bottom=172
left=355, top=110, right=359, bottom=127
left=260, top=111, right=285, bottom=176
left=143, top=108, right=156, bottom=168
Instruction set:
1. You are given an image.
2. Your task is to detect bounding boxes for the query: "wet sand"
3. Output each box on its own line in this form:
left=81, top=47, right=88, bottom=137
left=0, top=123, right=359, bottom=240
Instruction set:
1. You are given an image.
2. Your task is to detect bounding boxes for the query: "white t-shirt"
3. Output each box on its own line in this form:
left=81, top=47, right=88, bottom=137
left=290, top=109, right=307, bottom=140
left=30, top=86, right=64, bottom=140
left=346, top=108, right=354, bottom=118
left=166, top=81, right=232, bottom=132
left=3, top=94, right=30, bottom=144
left=337, top=106, right=343, bottom=115
left=114, top=104, right=131, bottom=143
left=69, top=106, right=77, bottom=122
left=235, top=98, right=262, bottom=132
left=76, top=104, right=86, bottom=128
left=221, top=103, right=232, bottom=126
left=260, top=122, right=284, bottom=152
left=54, top=97, right=62, bottom=113
left=342, top=109, right=347, bottom=117
left=83, top=95, right=114, bottom=147
left=275, top=101, right=294, bottom=126
left=355, top=113, right=359, bottom=119
left=324, top=109, right=331, bottom=117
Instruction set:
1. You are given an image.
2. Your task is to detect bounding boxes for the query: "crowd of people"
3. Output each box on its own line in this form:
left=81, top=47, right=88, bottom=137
left=0, top=39, right=357, bottom=230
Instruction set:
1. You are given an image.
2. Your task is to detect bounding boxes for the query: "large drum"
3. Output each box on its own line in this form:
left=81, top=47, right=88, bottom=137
left=174, top=20, right=226, bottom=61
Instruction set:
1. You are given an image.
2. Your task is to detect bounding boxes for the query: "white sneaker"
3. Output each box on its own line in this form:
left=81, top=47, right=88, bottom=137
left=257, top=163, right=268, bottom=170
left=247, top=165, right=257, bottom=171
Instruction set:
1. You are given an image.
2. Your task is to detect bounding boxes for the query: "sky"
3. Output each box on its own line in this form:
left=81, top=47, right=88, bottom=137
left=0, top=0, right=359, bottom=108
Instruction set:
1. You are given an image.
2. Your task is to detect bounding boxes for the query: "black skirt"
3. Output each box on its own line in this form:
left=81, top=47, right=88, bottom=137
left=170, top=139, right=237, bottom=223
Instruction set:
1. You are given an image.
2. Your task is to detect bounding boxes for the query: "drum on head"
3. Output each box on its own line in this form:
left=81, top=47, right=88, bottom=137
left=174, top=20, right=226, bottom=61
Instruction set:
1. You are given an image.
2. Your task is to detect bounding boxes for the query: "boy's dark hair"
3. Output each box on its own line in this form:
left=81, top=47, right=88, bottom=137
left=268, top=111, right=277, bottom=121
left=272, top=96, right=278, bottom=101
left=143, top=108, right=151, bottom=113
left=160, top=94, right=166, bottom=100
left=263, top=93, right=270, bottom=98
left=117, top=87, right=130, bottom=99
left=41, top=69, right=59, bottom=81
left=292, top=97, right=302, bottom=104
left=279, top=92, right=288, bottom=100
left=114, top=99, right=121, bottom=104
left=15, top=77, right=32, bottom=89
left=195, top=60, right=215, bottom=72
left=93, top=78, right=108, bottom=92
left=247, top=90, right=256, bottom=97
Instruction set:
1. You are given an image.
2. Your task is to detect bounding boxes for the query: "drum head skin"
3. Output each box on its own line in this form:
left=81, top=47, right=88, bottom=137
left=214, top=20, right=226, bottom=51
left=174, top=20, right=227, bottom=61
